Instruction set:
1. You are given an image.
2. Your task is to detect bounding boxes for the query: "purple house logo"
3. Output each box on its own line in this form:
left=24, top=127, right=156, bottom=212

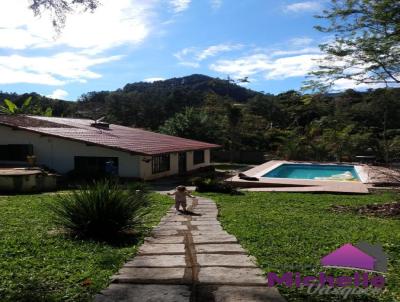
left=321, top=242, right=388, bottom=272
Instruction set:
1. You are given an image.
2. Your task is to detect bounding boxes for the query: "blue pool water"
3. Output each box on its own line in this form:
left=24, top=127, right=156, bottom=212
left=263, top=164, right=360, bottom=181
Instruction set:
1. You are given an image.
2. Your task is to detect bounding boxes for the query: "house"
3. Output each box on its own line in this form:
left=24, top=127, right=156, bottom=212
left=0, top=115, right=219, bottom=180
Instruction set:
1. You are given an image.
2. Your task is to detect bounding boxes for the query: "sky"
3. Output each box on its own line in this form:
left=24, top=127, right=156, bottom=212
left=0, top=0, right=382, bottom=101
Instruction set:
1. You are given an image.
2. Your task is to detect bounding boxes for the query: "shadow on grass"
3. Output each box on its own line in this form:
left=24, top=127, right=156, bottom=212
left=2, top=277, right=59, bottom=302
left=53, top=228, right=143, bottom=248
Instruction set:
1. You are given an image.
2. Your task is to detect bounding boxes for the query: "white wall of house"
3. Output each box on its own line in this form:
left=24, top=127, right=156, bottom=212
left=0, top=125, right=213, bottom=180
left=139, top=149, right=211, bottom=180
left=0, top=125, right=140, bottom=178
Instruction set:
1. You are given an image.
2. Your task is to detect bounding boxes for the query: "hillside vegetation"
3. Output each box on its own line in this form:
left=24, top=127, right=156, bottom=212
left=1, top=74, right=400, bottom=162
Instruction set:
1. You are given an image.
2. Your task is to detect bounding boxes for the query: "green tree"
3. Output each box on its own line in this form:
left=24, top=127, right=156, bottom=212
left=159, top=107, right=220, bottom=143
left=225, top=104, right=243, bottom=162
left=306, top=0, right=400, bottom=91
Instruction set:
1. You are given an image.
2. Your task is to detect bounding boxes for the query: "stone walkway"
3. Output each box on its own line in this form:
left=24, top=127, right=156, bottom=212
left=95, top=197, right=284, bottom=302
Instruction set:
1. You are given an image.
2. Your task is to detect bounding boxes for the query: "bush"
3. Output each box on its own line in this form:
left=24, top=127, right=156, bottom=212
left=192, top=177, right=240, bottom=194
left=49, top=180, right=148, bottom=239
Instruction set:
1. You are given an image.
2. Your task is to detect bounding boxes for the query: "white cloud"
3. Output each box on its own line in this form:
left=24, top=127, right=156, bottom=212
left=197, top=44, right=242, bottom=60
left=47, top=89, right=69, bottom=99
left=0, top=0, right=156, bottom=53
left=283, top=1, right=322, bottom=13
left=179, top=61, right=201, bottom=68
left=289, top=37, right=314, bottom=47
left=143, top=77, right=165, bottom=82
left=265, top=54, right=323, bottom=79
left=169, top=0, right=191, bottom=13
left=0, top=53, right=120, bottom=85
left=210, top=0, right=223, bottom=10
left=207, top=41, right=392, bottom=92
left=210, top=54, right=272, bottom=78
left=174, top=43, right=242, bottom=67
left=0, top=0, right=160, bottom=85
left=0, top=67, right=64, bottom=86
left=210, top=48, right=323, bottom=80
left=329, top=79, right=386, bottom=91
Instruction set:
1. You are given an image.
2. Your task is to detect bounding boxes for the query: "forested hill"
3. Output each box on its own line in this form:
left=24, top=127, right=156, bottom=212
left=122, top=74, right=259, bottom=102
left=1, top=75, right=400, bottom=162
left=74, top=74, right=261, bottom=129
left=0, top=74, right=259, bottom=128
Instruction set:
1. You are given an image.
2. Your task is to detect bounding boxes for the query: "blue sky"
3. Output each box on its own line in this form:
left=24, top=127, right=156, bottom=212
left=0, top=0, right=369, bottom=101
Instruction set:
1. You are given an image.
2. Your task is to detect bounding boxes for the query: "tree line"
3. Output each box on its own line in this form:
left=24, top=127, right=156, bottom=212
left=2, top=77, right=399, bottom=163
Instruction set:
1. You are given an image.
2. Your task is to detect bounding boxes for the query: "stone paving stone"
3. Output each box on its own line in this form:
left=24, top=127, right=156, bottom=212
left=192, top=234, right=238, bottom=244
left=158, top=221, right=185, bottom=226
left=198, top=267, right=267, bottom=285
left=196, top=254, right=257, bottom=267
left=112, top=267, right=189, bottom=284
left=191, top=230, right=229, bottom=236
left=124, top=255, right=187, bottom=267
left=195, top=225, right=223, bottom=231
left=151, top=230, right=180, bottom=236
left=154, top=225, right=188, bottom=231
left=191, top=217, right=219, bottom=221
left=195, top=244, right=246, bottom=254
left=197, top=209, right=218, bottom=212
left=161, top=216, right=188, bottom=222
left=144, top=236, right=185, bottom=244
left=196, top=205, right=216, bottom=209
left=197, top=285, right=286, bottom=302
left=190, top=221, right=220, bottom=225
left=94, top=284, right=191, bottom=302
left=139, top=243, right=185, bottom=255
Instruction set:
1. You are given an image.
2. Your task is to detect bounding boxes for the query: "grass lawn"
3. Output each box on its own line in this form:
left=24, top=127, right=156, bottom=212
left=200, top=191, right=400, bottom=302
left=0, top=192, right=172, bottom=302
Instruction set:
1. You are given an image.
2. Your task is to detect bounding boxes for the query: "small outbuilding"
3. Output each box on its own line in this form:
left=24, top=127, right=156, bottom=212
left=0, top=115, right=219, bottom=180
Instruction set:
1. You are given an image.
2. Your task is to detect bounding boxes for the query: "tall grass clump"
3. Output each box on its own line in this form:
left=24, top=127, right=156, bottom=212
left=49, top=180, right=148, bottom=239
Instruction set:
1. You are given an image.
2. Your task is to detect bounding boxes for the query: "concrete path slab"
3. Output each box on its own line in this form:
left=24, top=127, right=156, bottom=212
left=197, top=254, right=257, bottom=267
left=195, top=243, right=246, bottom=254
left=112, top=267, right=189, bottom=284
left=197, top=285, right=285, bottom=302
left=198, top=267, right=267, bottom=285
left=138, top=243, right=185, bottom=255
left=95, top=196, right=285, bottom=302
left=124, top=255, right=187, bottom=267
left=94, top=284, right=191, bottom=302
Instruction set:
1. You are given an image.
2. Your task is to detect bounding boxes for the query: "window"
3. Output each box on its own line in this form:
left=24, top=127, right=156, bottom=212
left=152, top=154, right=170, bottom=174
left=0, top=144, right=33, bottom=161
left=193, top=150, right=205, bottom=165
left=74, top=156, right=119, bottom=177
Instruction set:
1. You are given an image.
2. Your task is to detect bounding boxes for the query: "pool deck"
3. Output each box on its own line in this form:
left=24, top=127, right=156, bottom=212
left=225, top=161, right=370, bottom=194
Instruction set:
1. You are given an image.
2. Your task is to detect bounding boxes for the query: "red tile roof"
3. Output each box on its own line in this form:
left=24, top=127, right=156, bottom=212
left=0, top=115, right=220, bottom=155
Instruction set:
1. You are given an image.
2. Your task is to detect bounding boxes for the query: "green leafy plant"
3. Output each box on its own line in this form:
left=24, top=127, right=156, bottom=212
left=192, top=177, right=240, bottom=194
left=49, top=180, right=148, bottom=239
left=0, top=97, right=53, bottom=116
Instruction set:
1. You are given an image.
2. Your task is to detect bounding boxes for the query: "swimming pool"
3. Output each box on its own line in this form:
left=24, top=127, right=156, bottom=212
left=262, top=163, right=360, bottom=181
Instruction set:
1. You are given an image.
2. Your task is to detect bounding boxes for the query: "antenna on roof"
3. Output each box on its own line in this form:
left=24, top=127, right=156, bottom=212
left=91, top=116, right=110, bottom=130
left=96, top=116, right=105, bottom=123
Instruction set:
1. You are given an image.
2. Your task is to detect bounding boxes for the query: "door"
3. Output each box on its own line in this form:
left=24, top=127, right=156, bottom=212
left=178, top=152, right=187, bottom=174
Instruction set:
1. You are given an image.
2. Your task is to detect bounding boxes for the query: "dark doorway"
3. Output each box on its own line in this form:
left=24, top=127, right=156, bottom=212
left=178, top=152, right=187, bottom=174
left=0, top=144, right=33, bottom=161
left=74, top=156, right=119, bottom=178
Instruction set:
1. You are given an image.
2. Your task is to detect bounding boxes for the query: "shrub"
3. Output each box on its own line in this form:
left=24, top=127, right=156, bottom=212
left=49, top=180, right=148, bottom=239
left=192, top=177, right=240, bottom=194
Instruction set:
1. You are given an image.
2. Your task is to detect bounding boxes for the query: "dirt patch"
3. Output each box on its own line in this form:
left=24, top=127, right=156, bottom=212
left=331, top=202, right=400, bottom=218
